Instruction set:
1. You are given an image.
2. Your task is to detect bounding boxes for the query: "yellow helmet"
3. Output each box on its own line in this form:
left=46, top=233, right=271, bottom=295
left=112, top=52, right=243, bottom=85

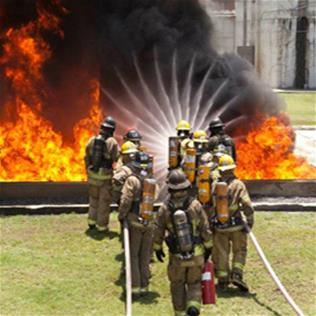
left=218, top=154, right=236, bottom=171
left=121, top=141, right=138, bottom=155
left=193, top=130, right=208, bottom=143
left=176, top=120, right=191, bottom=131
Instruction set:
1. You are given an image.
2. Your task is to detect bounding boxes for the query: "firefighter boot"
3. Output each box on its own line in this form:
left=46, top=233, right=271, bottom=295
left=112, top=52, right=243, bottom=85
left=186, top=306, right=200, bottom=316
left=140, top=286, right=149, bottom=297
left=231, top=272, right=249, bottom=292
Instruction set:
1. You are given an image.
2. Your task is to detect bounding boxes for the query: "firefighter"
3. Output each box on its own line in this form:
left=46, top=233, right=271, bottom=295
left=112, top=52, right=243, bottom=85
left=118, top=152, right=156, bottom=299
left=168, top=120, right=192, bottom=170
left=177, top=120, right=192, bottom=159
left=192, top=130, right=208, bottom=162
left=112, top=141, right=139, bottom=205
left=124, top=129, right=144, bottom=150
left=208, top=117, right=236, bottom=161
left=184, top=130, right=218, bottom=198
left=211, top=154, right=254, bottom=292
left=181, top=130, right=208, bottom=196
left=153, top=169, right=213, bottom=316
left=84, top=116, right=119, bottom=232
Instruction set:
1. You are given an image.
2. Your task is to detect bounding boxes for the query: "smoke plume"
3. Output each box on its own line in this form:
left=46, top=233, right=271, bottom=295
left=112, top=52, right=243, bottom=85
left=1, top=0, right=285, bottom=139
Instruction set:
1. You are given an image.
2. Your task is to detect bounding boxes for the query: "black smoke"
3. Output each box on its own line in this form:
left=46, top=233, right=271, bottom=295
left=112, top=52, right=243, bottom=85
left=95, top=0, right=285, bottom=136
left=1, top=0, right=285, bottom=138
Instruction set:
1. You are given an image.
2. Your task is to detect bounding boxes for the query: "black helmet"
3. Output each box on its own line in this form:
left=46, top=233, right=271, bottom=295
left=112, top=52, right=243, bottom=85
left=167, top=169, right=191, bottom=190
left=209, top=117, right=224, bottom=130
left=101, top=116, right=116, bottom=130
left=132, top=152, right=149, bottom=169
left=125, top=129, right=142, bottom=141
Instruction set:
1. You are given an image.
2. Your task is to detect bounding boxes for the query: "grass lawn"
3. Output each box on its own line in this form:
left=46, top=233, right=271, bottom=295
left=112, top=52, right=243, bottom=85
left=278, top=91, right=316, bottom=126
left=1, top=212, right=316, bottom=316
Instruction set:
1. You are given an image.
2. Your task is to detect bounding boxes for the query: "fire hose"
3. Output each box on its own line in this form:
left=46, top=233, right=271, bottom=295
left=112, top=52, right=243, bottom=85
left=123, top=220, right=132, bottom=316
left=246, top=225, right=305, bottom=316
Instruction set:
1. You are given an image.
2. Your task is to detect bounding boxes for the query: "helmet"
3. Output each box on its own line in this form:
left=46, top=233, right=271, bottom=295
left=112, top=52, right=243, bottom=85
left=218, top=154, right=236, bottom=171
left=167, top=169, right=191, bottom=190
left=132, top=151, right=150, bottom=169
left=176, top=120, right=191, bottom=131
left=209, top=117, right=224, bottom=130
left=193, top=130, right=208, bottom=143
left=200, top=152, right=213, bottom=164
left=124, top=129, right=142, bottom=141
left=121, top=141, right=138, bottom=155
left=101, top=116, right=116, bottom=130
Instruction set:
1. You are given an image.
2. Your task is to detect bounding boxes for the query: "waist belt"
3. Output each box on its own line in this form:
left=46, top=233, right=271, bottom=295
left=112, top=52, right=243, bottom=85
left=88, top=168, right=112, bottom=181
left=213, top=216, right=244, bottom=229
left=166, top=235, right=203, bottom=255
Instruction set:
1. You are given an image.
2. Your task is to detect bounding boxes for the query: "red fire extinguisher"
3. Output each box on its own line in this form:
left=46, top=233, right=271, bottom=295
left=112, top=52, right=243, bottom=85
left=201, top=260, right=216, bottom=304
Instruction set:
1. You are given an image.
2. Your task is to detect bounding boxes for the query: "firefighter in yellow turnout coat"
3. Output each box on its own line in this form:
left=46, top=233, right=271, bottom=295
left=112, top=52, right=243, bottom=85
left=153, top=170, right=212, bottom=316
left=211, top=154, right=254, bottom=292
left=118, top=152, right=156, bottom=298
left=85, top=116, right=119, bottom=231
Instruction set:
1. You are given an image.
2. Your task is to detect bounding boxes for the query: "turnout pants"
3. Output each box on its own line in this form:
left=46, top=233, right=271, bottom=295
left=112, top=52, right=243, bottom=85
left=213, top=229, right=248, bottom=281
left=129, top=224, right=153, bottom=293
left=88, top=179, right=112, bottom=230
left=168, top=255, right=203, bottom=315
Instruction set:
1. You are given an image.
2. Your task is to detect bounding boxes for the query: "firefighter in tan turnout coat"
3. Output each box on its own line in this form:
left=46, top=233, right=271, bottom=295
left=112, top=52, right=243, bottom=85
left=118, top=152, right=156, bottom=299
left=112, top=141, right=138, bottom=205
left=153, top=169, right=213, bottom=316
left=211, top=154, right=254, bottom=292
left=84, top=116, right=119, bottom=232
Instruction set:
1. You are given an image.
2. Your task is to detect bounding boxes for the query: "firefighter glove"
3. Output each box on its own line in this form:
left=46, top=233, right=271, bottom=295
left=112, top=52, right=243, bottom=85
left=242, top=219, right=253, bottom=233
left=204, top=247, right=212, bottom=262
left=155, top=249, right=165, bottom=263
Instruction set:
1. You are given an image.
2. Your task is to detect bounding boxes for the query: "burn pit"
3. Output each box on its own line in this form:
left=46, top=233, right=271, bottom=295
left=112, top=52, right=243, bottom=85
left=0, top=0, right=316, bottom=183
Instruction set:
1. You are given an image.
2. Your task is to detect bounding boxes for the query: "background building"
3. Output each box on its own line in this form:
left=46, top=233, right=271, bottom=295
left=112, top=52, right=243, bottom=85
left=201, top=0, right=316, bottom=89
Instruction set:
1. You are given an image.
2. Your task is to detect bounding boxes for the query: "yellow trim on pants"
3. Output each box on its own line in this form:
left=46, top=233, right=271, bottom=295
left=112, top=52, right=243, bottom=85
left=132, top=287, right=141, bottom=294
left=96, top=225, right=108, bottom=231
left=218, top=270, right=229, bottom=278
left=153, top=243, right=162, bottom=251
left=187, top=300, right=201, bottom=311
left=88, top=218, right=96, bottom=225
left=233, top=262, right=244, bottom=271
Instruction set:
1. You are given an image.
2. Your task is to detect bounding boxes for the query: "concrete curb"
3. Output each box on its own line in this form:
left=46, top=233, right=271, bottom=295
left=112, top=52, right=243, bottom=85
left=1, top=200, right=316, bottom=216
left=1, top=180, right=316, bottom=202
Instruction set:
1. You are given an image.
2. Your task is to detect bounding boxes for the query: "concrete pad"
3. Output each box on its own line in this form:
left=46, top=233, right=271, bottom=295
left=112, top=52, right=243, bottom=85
left=294, top=129, right=316, bottom=166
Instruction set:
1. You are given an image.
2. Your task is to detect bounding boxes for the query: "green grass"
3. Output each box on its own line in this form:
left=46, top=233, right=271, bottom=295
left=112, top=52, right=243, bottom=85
left=1, top=212, right=316, bottom=316
left=278, top=92, right=316, bottom=126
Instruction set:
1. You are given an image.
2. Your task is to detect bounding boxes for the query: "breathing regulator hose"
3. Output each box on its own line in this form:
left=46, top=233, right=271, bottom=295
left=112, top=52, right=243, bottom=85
left=245, top=224, right=305, bottom=316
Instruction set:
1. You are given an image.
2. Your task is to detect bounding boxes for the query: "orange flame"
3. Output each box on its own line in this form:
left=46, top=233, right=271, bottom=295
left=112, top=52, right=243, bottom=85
left=0, top=1, right=102, bottom=181
left=1, top=2, right=315, bottom=182
left=236, top=113, right=316, bottom=179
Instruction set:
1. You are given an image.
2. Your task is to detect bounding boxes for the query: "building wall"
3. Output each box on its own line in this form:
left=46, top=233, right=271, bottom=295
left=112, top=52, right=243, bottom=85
left=201, top=0, right=316, bottom=89
left=306, top=2, right=316, bottom=88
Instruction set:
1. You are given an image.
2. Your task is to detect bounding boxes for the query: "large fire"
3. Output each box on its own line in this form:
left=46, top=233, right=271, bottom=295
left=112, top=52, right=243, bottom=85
left=1, top=2, right=315, bottom=182
left=0, top=1, right=102, bottom=181
left=236, top=113, right=316, bottom=179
